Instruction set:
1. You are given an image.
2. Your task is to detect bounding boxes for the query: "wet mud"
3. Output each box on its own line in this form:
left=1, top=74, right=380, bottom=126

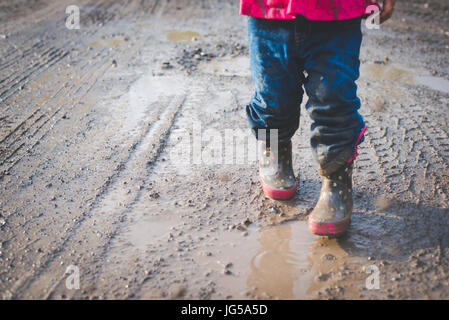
left=0, top=0, right=448, bottom=300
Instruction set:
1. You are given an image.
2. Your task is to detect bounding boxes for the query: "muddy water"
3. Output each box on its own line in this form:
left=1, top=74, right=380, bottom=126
left=414, top=75, right=449, bottom=94
left=201, top=56, right=251, bottom=77
left=166, top=30, right=200, bottom=43
left=88, top=39, right=124, bottom=48
left=119, top=204, right=182, bottom=250
left=208, top=221, right=370, bottom=299
left=204, top=222, right=315, bottom=299
left=361, top=63, right=449, bottom=94
left=124, top=73, right=187, bottom=135
left=117, top=211, right=364, bottom=299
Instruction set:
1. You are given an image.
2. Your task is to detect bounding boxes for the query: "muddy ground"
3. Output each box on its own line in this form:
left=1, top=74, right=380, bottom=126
left=0, top=0, right=448, bottom=300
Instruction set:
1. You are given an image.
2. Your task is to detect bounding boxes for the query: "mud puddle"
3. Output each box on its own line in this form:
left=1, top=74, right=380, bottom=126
left=414, top=75, right=449, bottom=94
left=361, top=63, right=449, bottom=94
left=120, top=72, right=187, bottom=135
left=201, top=56, right=250, bottom=77
left=166, top=30, right=200, bottom=43
left=117, top=205, right=182, bottom=251
left=210, top=221, right=371, bottom=299
left=116, top=210, right=369, bottom=299
left=88, top=39, right=125, bottom=48
left=205, top=221, right=316, bottom=299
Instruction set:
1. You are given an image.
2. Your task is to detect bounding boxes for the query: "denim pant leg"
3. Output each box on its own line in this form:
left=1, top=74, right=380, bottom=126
left=246, top=17, right=304, bottom=143
left=304, top=19, right=366, bottom=175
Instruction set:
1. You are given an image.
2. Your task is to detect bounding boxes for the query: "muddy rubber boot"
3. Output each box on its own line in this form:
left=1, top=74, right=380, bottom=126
left=258, top=140, right=297, bottom=200
left=308, top=162, right=353, bottom=236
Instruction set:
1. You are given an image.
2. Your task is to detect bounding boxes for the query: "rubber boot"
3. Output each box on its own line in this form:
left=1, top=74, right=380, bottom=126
left=308, top=162, right=353, bottom=236
left=258, top=140, right=297, bottom=200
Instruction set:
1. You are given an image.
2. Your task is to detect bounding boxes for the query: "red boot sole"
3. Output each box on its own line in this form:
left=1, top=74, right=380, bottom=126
left=308, top=215, right=350, bottom=237
left=259, top=176, right=297, bottom=200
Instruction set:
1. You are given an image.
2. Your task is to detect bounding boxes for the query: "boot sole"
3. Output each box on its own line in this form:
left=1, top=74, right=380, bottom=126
left=259, top=176, right=297, bottom=200
left=308, top=215, right=350, bottom=237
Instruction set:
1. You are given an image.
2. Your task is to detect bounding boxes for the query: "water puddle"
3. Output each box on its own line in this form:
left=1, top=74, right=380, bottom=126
left=121, top=213, right=180, bottom=250
left=166, top=30, right=200, bottom=43
left=121, top=73, right=187, bottom=135
left=201, top=221, right=319, bottom=299
left=245, top=222, right=316, bottom=299
left=88, top=39, right=124, bottom=48
left=414, top=75, right=449, bottom=94
left=110, top=199, right=367, bottom=298
left=201, top=56, right=250, bottom=77
left=199, top=219, right=371, bottom=299
left=361, top=63, right=449, bottom=94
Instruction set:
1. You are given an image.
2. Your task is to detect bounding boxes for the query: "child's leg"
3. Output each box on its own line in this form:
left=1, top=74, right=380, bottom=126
left=304, top=19, right=366, bottom=236
left=246, top=17, right=304, bottom=143
left=246, top=17, right=304, bottom=200
left=304, top=19, right=366, bottom=176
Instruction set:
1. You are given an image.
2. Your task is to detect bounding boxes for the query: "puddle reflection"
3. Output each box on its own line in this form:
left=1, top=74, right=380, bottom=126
left=247, top=222, right=315, bottom=299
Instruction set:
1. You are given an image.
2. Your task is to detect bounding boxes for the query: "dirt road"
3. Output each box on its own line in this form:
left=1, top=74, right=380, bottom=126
left=0, top=0, right=448, bottom=300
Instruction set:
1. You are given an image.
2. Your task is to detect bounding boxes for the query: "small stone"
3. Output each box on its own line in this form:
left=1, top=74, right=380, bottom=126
left=267, top=206, right=279, bottom=214
left=169, top=285, right=187, bottom=299
left=162, top=61, right=173, bottom=69
left=317, top=273, right=330, bottom=282
left=148, top=191, right=160, bottom=199
left=236, top=224, right=247, bottom=231
left=322, top=253, right=336, bottom=261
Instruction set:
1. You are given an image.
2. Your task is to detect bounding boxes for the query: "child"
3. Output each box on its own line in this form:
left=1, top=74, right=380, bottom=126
left=241, top=0, right=396, bottom=236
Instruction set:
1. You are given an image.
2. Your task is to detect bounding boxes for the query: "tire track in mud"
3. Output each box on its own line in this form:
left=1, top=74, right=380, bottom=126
left=1, top=11, right=101, bottom=106
left=85, top=78, right=306, bottom=299
left=1, top=45, right=110, bottom=119
left=18, top=94, right=187, bottom=299
left=395, top=102, right=448, bottom=204
left=0, top=0, right=192, bottom=298
left=361, top=96, right=448, bottom=207
left=0, top=48, right=107, bottom=143
left=0, top=0, right=165, bottom=117
left=0, top=0, right=145, bottom=108
left=42, top=79, right=255, bottom=299
left=0, top=53, right=112, bottom=178
left=0, top=41, right=47, bottom=75
left=0, top=0, right=176, bottom=120
left=0, top=60, right=114, bottom=296
left=96, top=87, right=213, bottom=299
left=0, top=0, right=163, bottom=176
left=0, top=47, right=69, bottom=100
left=348, top=86, right=449, bottom=266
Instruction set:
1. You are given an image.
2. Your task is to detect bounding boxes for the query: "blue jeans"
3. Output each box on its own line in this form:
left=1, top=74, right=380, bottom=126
left=246, top=15, right=366, bottom=175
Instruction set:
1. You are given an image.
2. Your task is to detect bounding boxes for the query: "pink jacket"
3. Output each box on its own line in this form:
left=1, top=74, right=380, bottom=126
left=240, top=0, right=378, bottom=20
